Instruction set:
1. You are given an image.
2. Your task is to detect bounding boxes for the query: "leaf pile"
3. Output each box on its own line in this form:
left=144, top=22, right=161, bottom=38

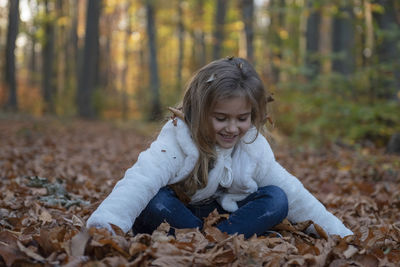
left=1, top=117, right=399, bottom=266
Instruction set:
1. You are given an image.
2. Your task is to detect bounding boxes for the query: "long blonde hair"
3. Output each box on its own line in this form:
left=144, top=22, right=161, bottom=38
left=176, top=57, right=269, bottom=197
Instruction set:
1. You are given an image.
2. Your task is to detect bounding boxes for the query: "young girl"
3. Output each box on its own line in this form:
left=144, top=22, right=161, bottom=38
left=87, top=57, right=353, bottom=238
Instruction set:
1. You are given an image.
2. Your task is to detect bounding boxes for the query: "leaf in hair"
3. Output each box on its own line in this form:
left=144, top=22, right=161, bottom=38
left=206, top=73, right=216, bottom=83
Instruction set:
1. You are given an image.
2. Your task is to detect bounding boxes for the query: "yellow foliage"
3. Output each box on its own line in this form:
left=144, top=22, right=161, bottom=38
left=234, top=21, right=244, bottom=31
left=57, top=16, right=70, bottom=27
left=279, top=29, right=289, bottom=40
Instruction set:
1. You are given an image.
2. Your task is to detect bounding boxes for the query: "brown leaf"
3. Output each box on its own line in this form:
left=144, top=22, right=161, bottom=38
left=204, top=226, right=229, bottom=243
left=129, top=242, right=147, bottom=256
left=0, top=232, right=27, bottom=267
left=343, top=245, right=358, bottom=259
left=17, top=240, right=45, bottom=262
left=314, top=223, right=329, bottom=240
left=39, top=209, right=53, bottom=225
left=69, top=228, right=90, bottom=257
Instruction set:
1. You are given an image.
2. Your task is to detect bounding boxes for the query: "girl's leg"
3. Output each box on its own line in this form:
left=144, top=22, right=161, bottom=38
left=216, top=185, right=288, bottom=239
left=132, top=187, right=203, bottom=234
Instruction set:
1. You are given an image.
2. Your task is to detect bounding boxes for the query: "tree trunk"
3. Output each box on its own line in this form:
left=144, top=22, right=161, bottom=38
left=77, top=0, right=101, bottom=118
left=240, top=0, right=254, bottom=63
left=55, top=0, right=66, bottom=107
left=121, top=2, right=132, bottom=120
left=319, top=4, right=333, bottom=75
left=42, top=0, right=56, bottom=113
left=331, top=5, right=355, bottom=75
left=305, top=3, right=321, bottom=80
left=267, top=0, right=285, bottom=84
left=28, top=1, right=39, bottom=86
left=67, top=0, right=79, bottom=92
left=213, top=0, right=228, bottom=60
left=146, top=0, right=162, bottom=120
left=176, top=0, right=185, bottom=92
left=374, top=0, right=400, bottom=100
left=190, top=0, right=206, bottom=71
left=5, top=0, right=20, bottom=111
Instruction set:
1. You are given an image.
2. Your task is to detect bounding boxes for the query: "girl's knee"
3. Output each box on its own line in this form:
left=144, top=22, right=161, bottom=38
left=259, top=185, right=288, bottom=217
left=146, top=187, right=176, bottom=213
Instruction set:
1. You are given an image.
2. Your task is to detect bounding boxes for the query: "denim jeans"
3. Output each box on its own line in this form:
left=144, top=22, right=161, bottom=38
left=132, top=185, right=288, bottom=239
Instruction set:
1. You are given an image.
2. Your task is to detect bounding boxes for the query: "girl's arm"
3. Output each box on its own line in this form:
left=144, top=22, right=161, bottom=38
left=86, top=122, right=183, bottom=233
left=253, top=141, right=353, bottom=237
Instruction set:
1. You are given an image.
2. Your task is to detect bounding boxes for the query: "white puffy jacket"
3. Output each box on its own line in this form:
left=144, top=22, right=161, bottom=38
left=87, top=118, right=353, bottom=237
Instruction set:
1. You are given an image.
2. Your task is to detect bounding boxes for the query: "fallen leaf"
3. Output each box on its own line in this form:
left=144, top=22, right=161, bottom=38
left=17, top=240, right=45, bottom=262
left=69, top=228, right=90, bottom=257
left=343, top=245, right=358, bottom=259
left=39, top=209, right=53, bottom=225
left=314, top=223, right=328, bottom=240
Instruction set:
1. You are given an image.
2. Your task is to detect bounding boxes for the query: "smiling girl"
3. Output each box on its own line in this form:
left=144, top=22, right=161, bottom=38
left=86, top=57, right=353, bottom=238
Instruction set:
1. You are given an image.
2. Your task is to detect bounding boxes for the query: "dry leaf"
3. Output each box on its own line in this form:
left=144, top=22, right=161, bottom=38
left=69, top=228, right=90, bottom=257
left=314, top=223, right=329, bottom=240
left=17, top=240, right=45, bottom=262
left=343, top=245, right=358, bottom=259
left=39, top=209, right=53, bottom=224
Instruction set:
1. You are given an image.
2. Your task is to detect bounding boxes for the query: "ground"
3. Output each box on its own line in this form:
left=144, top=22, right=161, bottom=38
left=0, top=116, right=399, bottom=266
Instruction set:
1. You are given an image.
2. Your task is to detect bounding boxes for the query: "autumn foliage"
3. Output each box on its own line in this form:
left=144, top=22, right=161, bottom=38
left=0, top=117, right=399, bottom=266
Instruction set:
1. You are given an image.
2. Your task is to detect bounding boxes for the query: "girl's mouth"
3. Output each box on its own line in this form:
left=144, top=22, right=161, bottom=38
left=219, top=134, right=238, bottom=141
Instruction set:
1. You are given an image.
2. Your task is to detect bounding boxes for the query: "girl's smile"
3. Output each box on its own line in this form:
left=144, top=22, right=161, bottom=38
left=210, top=96, right=252, bottom=149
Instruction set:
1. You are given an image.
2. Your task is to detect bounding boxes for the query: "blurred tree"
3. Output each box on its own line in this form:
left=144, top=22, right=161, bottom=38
left=267, top=0, right=285, bottom=84
left=27, top=0, right=39, bottom=85
left=42, top=0, right=56, bottom=113
left=5, top=0, right=20, bottom=111
left=332, top=3, right=355, bottom=75
left=213, top=0, right=228, bottom=59
left=239, top=0, right=254, bottom=63
left=305, top=1, right=320, bottom=80
left=121, top=1, right=133, bottom=120
left=55, top=0, right=66, bottom=104
left=67, top=0, right=79, bottom=93
left=176, top=0, right=185, bottom=91
left=373, top=0, right=400, bottom=100
left=146, top=0, right=162, bottom=120
left=189, top=0, right=206, bottom=71
left=319, top=4, right=333, bottom=75
left=98, top=5, right=115, bottom=93
left=77, top=0, right=102, bottom=118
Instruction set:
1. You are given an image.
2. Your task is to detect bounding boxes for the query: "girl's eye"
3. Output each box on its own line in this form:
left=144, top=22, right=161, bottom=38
left=238, top=116, right=249, bottom=122
left=215, top=117, right=226, bottom=122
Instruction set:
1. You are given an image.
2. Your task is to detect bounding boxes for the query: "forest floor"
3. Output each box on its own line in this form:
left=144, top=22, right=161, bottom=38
left=0, top=116, right=399, bottom=266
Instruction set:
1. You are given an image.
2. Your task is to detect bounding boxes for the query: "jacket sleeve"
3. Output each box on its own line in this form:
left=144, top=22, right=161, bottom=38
left=86, top=122, right=183, bottom=233
left=253, top=140, right=353, bottom=237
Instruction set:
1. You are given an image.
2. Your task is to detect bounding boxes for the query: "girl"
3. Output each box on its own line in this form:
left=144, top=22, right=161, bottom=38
left=87, top=57, right=352, bottom=238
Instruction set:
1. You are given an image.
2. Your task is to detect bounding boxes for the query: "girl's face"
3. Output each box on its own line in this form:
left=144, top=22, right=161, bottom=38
left=210, top=96, right=252, bottom=149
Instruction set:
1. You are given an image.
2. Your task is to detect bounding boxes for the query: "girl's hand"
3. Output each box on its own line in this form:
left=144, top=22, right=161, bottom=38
left=88, top=222, right=115, bottom=235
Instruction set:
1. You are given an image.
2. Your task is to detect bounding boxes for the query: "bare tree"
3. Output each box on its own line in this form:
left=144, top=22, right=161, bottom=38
left=213, top=0, right=228, bottom=60
left=42, top=0, right=56, bottom=113
left=305, top=2, right=321, bottom=80
left=77, top=0, right=102, bottom=118
left=190, top=0, right=206, bottom=71
left=176, top=0, right=185, bottom=91
left=374, top=0, right=400, bottom=99
left=332, top=4, right=355, bottom=75
left=240, top=0, right=254, bottom=63
left=146, top=0, right=162, bottom=120
left=5, top=0, right=20, bottom=111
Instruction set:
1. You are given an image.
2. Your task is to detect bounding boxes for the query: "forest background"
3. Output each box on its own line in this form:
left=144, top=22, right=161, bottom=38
left=1, top=0, right=400, bottom=147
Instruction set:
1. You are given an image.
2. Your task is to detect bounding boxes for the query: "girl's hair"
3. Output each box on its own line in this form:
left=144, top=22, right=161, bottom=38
left=178, top=57, right=269, bottom=196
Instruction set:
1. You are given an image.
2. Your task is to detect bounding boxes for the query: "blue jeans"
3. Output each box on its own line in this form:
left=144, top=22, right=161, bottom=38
left=132, top=185, right=288, bottom=239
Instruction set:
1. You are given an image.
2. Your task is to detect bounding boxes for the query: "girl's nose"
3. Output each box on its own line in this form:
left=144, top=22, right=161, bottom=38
left=226, top=120, right=238, bottom=133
